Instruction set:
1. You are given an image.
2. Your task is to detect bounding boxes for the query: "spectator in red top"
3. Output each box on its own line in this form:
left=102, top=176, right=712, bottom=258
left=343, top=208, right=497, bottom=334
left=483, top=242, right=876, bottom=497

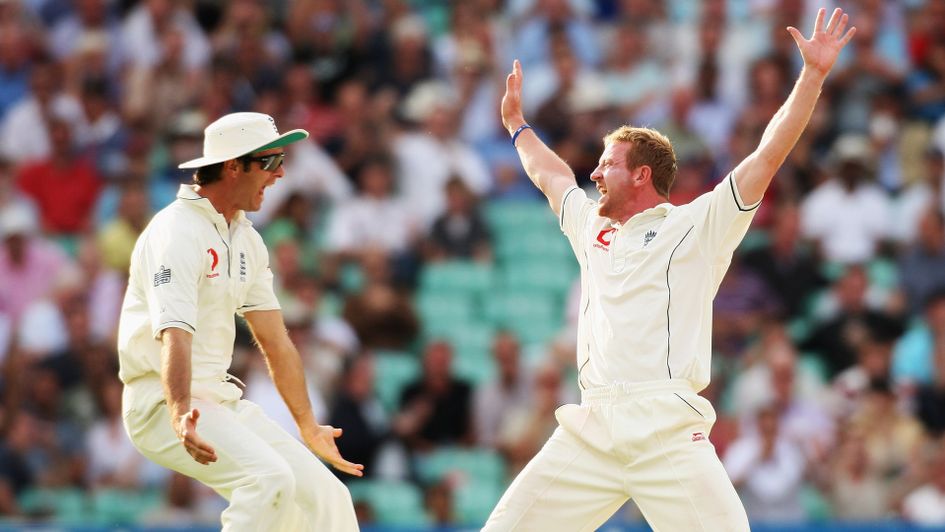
left=16, top=112, right=102, bottom=235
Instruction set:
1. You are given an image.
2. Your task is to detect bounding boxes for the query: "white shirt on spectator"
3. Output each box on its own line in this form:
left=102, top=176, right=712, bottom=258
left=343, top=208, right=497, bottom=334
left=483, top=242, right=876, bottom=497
left=325, top=196, right=415, bottom=254
left=801, top=179, right=891, bottom=264
left=902, top=484, right=945, bottom=526
left=0, top=95, right=85, bottom=163
left=724, top=434, right=807, bottom=522
left=392, top=133, right=491, bottom=225
left=120, top=5, right=210, bottom=70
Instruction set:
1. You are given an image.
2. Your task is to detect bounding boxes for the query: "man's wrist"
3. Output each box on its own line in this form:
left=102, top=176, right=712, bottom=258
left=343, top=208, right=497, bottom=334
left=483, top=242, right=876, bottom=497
left=799, top=66, right=828, bottom=85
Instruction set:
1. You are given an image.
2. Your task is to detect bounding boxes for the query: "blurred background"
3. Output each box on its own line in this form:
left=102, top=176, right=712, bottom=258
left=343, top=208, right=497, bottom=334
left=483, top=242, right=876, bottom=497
left=1, top=0, right=945, bottom=530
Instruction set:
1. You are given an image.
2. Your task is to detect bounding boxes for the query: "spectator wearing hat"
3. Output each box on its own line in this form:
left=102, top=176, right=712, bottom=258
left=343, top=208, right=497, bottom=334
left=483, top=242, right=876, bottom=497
left=801, top=134, right=893, bottom=264
left=0, top=203, right=71, bottom=321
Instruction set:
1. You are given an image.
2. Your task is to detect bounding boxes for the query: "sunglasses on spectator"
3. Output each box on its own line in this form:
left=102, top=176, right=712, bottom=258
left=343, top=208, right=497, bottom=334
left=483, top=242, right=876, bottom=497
left=244, top=153, right=285, bottom=172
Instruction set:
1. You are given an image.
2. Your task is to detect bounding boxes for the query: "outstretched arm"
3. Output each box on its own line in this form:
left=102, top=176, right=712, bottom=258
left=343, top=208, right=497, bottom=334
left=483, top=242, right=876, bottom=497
left=501, top=60, right=578, bottom=217
left=243, top=309, right=364, bottom=477
left=734, top=8, right=856, bottom=204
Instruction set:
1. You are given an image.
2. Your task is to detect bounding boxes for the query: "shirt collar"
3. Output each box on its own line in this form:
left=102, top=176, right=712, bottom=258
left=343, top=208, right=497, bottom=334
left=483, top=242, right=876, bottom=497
left=611, top=202, right=673, bottom=230
left=176, top=184, right=251, bottom=226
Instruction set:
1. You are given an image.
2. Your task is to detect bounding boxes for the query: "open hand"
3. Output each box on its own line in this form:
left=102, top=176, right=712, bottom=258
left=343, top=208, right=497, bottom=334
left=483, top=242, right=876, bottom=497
left=501, top=59, right=526, bottom=134
left=175, top=408, right=217, bottom=465
left=787, top=7, right=856, bottom=78
left=302, top=424, right=365, bottom=477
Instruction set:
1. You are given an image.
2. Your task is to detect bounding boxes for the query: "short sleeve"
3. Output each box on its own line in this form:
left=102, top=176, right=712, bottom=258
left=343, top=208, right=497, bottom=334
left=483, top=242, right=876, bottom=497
left=559, top=186, right=597, bottom=256
left=690, top=172, right=760, bottom=262
left=139, top=228, right=201, bottom=339
left=237, top=237, right=280, bottom=317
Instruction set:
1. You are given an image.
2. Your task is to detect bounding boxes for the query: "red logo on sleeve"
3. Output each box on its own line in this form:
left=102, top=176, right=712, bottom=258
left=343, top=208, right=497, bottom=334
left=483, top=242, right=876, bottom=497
left=207, top=248, right=220, bottom=278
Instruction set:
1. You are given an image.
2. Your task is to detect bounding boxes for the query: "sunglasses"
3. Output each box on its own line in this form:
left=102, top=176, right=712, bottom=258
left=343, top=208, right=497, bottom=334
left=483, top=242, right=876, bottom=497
left=244, top=153, right=285, bottom=172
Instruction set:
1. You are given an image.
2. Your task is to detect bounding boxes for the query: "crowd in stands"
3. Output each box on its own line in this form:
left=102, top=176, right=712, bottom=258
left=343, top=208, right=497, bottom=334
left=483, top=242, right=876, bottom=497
left=2, top=0, right=945, bottom=527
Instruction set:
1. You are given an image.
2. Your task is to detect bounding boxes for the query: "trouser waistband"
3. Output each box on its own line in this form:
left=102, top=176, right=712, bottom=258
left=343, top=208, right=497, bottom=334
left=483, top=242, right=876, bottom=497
left=581, top=379, right=696, bottom=405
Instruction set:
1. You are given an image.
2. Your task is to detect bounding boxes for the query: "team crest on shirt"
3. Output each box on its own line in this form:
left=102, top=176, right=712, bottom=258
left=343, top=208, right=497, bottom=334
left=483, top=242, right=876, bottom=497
left=643, top=230, right=657, bottom=247
left=206, top=248, right=220, bottom=278
left=153, top=266, right=171, bottom=286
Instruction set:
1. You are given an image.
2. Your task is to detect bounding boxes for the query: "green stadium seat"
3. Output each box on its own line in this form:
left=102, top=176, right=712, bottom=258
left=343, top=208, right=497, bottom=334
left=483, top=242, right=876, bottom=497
left=419, top=261, right=495, bottom=296
left=348, top=479, right=428, bottom=526
left=18, top=487, right=87, bottom=524
left=485, top=202, right=557, bottom=233
left=417, top=292, right=475, bottom=321
left=415, top=447, right=507, bottom=486
left=454, top=479, right=506, bottom=527
left=373, top=352, right=421, bottom=413
left=501, top=259, right=578, bottom=295
left=90, top=488, right=162, bottom=525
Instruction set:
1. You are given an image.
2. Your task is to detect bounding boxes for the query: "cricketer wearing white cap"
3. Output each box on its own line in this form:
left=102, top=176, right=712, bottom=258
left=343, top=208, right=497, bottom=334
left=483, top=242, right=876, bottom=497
left=117, top=112, right=361, bottom=531
left=484, top=8, right=856, bottom=532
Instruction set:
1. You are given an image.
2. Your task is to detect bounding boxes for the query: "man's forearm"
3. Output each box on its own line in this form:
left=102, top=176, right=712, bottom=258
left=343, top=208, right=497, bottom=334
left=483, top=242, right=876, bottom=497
left=264, top=337, right=318, bottom=430
left=161, top=328, right=194, bottom=421
left=736, top=67, right=826, bottom=203
left=512, top=128, right=578, bottom=214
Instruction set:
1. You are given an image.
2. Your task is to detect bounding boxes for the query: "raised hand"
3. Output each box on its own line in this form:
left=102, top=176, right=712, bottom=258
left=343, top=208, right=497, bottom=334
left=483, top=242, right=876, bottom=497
left=501, top=59, right=526, bottom=134
left=175, top=408, right=217, bottom=465
left=302, top=424, right=365, bottom=477
left=787, top=7, right=856, bottom=78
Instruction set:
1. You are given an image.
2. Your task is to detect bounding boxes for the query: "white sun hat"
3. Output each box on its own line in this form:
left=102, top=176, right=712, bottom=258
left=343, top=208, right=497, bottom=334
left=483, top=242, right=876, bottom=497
left=178, top=112, right=309, bottom=169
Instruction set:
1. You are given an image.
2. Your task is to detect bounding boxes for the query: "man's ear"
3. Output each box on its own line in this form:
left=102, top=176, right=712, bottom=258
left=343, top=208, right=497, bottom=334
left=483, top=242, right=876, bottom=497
left=634, top=165, right=652, bottom=187
left=223, top=159, right=241, bottom=178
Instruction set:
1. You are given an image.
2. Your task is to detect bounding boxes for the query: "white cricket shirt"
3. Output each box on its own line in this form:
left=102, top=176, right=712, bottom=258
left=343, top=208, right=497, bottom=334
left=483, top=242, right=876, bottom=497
left=560, top=172, right=759, bottom=392
left=117, top=185, right=280, bottom=400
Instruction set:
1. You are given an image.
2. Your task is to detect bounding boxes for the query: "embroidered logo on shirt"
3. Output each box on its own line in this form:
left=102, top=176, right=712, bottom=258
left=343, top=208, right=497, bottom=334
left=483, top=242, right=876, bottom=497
left=643, top=230, right=657, bottom=247
left=594, top=228, right=616, bottom=250
left=239, top=252, right=246, bottom=282
left=691, top=432, right=706, bottom=442
left=153, top=266, right=171, bottom=286
left=206, top=248, right=219, bottom=278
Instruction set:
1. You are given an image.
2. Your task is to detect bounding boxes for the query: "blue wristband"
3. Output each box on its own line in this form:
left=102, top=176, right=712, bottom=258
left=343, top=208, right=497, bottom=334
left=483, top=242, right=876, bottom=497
left=511, top=124, right=532, bottom=147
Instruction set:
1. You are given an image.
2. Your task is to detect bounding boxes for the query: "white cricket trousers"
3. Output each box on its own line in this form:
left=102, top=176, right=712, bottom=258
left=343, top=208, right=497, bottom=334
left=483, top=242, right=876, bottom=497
left=483, top=379, right=749, bottom=531
left=122, top=377, right=359, bottom=531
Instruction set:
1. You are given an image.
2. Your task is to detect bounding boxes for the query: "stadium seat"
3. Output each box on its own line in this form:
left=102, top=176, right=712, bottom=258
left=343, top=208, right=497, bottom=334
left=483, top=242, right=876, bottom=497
left=347, top=479, right=428, bottom=526
left=419, top=261, right=495, bottom=297
left=373, top=351, right=421, bottom=413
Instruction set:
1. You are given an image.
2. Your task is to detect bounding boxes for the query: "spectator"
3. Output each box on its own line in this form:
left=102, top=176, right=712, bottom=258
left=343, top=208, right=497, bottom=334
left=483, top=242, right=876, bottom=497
left=119, top=0, right=210, bottom=71
left=473, top=331, right=531, bottom=448
left=85, top=377, right=153, bottom=488
left=803, top=264, right=903, bottom=378
left=893, top=288, right=945, bottom=387
left=397, top=340, right=473, bottom=452
left=325, top=156, right=417, bottom=263
left=743, top=201, right=826, bottom=317
left=724, top=404, right=807, bottom=523
left=96, top=179, right=150, bottom=273
left=899, top=206, right=945, bottom=315
left=425, top=177, right=492, bottom=262
left=893, top=147, right=945, bottom=247
left=0, top=58, right=85, bottom=164
left=0, top=24, right=31, bottom=122
left=901, top=446, right=945, bottom=526
left=0, top=203, right=70, bottom=321
left=495, top=361, right=564, bottom=475
left=915, top=340, right=945, bottom=436
left=15, top=111, right=102, bottom=235
left=341, top=250, right=420, bottom=350
left=801, top=134, right=892, bottom=265
left=394, top=81, right=491, bottom=225
left=329, top=354, right=390, bottom=478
